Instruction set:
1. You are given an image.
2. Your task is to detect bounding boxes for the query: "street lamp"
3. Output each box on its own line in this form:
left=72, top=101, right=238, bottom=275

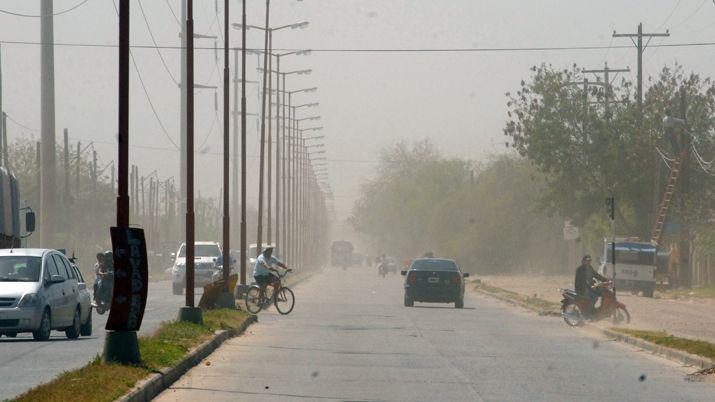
left=234, top=17, right=311, bottom=251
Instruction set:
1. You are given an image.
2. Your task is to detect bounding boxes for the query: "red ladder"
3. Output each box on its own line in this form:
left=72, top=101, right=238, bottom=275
left=651, top=151, right=685, bottom=244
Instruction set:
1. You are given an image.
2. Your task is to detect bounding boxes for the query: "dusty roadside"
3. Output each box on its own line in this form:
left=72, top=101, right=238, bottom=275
left=476, top=274, right=715, bottom=344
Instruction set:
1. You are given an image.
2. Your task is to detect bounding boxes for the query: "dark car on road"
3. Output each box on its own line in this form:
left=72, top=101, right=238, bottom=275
left=401, top=258, right=469, bottom=308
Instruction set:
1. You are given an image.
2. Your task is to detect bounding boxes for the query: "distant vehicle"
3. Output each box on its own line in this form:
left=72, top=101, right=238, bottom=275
left=0, top=167, right=36, bottom=248
left=171, top=242, right=222, bottom=295
left=330, top=241, right=353, bottom=268
left=598, top=240, right=656, bottom=297
left=0, top=249, right=92, bottom=340
left=401, top=258, right=469, bottom=308
left=377, top=256, right=398, bottom=277
left=210, top=251, right=240, bottom=283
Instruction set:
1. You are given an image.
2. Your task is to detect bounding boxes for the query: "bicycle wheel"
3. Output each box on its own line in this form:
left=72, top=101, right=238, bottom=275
left=245, top=286, right=263, bottom=314
left=274, top=287, right=295, bottom=315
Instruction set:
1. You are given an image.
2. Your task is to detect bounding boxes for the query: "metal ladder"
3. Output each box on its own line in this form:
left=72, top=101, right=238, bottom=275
left=651, top=151, right=685, bottom=244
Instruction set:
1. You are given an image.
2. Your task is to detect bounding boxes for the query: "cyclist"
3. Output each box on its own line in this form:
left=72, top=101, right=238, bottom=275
left=252, top=247, right=290, bottom=300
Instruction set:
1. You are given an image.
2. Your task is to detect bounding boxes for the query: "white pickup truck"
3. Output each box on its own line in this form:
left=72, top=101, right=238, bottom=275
left=599, top=240, right=657, bottom=297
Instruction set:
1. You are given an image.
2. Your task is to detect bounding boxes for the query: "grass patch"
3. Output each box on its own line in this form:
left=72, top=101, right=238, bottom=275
left=12, top=308, right=249, bottom=402
left=475, top=281, right=560, bottom=313
left=668, top=285, right=715, bottom=299
left=612, top=328, right=715, bottom=361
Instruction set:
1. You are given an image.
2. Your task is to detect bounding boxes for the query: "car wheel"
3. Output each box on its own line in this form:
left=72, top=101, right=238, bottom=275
left=172, top=282, right=183, bottom=295
left=65, top=308, right=81, bottom=339
left=404, top=294, right=414, bottom=307
left=80, top=308, right=93, bottom=336
left=642, top=285, right=655, bottom=298
left=32, top=308, right=52, bottom=341
left=455, top=299, right=464, bottom=309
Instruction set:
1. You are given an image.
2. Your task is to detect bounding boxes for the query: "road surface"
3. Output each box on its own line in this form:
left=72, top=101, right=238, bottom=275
left=0, top=280, right=193, bottom=400
left=157, top=267, right=715, bottom=401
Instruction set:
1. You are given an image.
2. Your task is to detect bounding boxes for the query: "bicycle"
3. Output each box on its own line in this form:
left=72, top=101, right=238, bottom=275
left=245, top=269, right=295, bottom=315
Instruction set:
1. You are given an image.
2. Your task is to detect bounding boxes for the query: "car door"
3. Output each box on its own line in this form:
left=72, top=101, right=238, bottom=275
left=55, top=255, right=79, bottom=318
left=43, top=254, right=69, bottom=327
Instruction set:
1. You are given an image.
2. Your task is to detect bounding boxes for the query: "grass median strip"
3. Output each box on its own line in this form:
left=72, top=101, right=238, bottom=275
left=611, top=327, right=715, bottom=362
left=11, top=309, right=249, bottom=402
left=475, top=281, right=560, bottom=314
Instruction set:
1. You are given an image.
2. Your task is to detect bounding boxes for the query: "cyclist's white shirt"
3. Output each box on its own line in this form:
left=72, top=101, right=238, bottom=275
left=253, top=254, right=279, bottom=277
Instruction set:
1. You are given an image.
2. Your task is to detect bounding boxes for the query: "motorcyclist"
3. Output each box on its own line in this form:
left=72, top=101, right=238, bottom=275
left=92, top=252, right=104, bottom=305
left=574, top=255, right=607, bottom=314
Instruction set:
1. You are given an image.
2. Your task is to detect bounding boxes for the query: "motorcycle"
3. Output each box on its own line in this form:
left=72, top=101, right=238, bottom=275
left=378, top=263, right=387, bottom=278
left=92, top=272, right=114, bottom=315
left=559, top=280, right=630, bottom=327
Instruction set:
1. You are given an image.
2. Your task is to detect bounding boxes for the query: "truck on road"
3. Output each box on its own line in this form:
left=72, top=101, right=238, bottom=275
left=599, top=240, right=657, bottom=297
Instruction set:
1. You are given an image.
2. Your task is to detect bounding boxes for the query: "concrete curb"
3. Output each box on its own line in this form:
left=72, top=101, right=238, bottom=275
left=118, top=314, right=258, bottom=402
left=601, top=328, right=715, bottom=370
left=474, top=286, right=715, bottom=370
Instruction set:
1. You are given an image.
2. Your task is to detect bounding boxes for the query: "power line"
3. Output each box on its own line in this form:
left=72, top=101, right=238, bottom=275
left=0, top=0, right=91, bottom=18
left=111, top=0, right=178, bottom=150
left=137, top=0, right=179, bottom=85
left=5, top=40, right=715, bottom=53
left=164, top=0, right=181, bottom=27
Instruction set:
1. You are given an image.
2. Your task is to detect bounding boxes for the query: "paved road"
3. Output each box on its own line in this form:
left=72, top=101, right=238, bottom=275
left=157, top=267, right=715, bottom=402
left=0, top=280, right=193, bottom=400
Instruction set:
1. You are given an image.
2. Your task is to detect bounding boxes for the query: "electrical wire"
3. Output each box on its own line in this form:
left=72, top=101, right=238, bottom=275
left=112, top=0, right=179, bottom=150
left=0, top=0, right=91, bottom=18
left=137, top=0, right=179, bottom=85
left=6, top=40, right=715, bottom=53
left=4, top=114, right=39, bottom=132
left=656, top=146, right=676, bottom=162
left=164, top=0, right=181, bottom=27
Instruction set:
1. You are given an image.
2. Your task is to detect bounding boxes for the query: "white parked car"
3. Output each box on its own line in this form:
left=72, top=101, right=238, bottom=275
left=171, top=242, right=222, bottom=295
left=0, top=249, right=92, bottom=340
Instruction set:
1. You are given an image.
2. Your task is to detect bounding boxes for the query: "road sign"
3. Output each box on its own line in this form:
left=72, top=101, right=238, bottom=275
left=106, top=227, right=148, bottom=331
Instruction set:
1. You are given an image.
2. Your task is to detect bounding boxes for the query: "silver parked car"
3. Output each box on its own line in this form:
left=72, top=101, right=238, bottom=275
left=0, top=249, right=92, bottom=340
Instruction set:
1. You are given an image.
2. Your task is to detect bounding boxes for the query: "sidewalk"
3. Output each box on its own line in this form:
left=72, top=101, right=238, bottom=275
left=478, top=274, right=715, bottom=344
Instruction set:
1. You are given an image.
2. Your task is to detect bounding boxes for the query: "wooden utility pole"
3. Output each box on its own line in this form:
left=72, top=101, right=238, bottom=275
left=613, top=23, right=669, bottom=118
left=582, top=63, right=630, bottom=114
left=240, top=0, right=248, bottom=285
left=221, top=0, right=231, bottom=291
left=679, top=89, right=691, bottom=287
left=63, top=129, right=69, bottom=204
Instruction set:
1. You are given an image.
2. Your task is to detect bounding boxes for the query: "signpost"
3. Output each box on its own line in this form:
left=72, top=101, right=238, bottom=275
left=106, top=227, right=148, bottom=332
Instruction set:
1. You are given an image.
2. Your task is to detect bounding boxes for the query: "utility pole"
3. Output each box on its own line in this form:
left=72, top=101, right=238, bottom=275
left=275, top=55, right=281, bottom=253
left=613, top=23, right=669, bottom=118
left=63, top=129, right=69, bottom=204
left=582, top=63, right=630, bottom=114
left=256, top=0, right=271, bottom=252
left=36, top=141, right=41, bottom=243
left=41, top=0, right=57, bottom=247
left=232, top=48, right=239, bottom=246
left=267, top=32, right=273, bottom=245
left=679, top=89, right=691, bottom=288
left=0, top=113, right=6, bottom=167
left=0, top=43, right=3, bottom=164
left=220, top=0, right=232, bottom=301
left=240, top=0, right=248, bottom=286
left=179, top=0, right=203, bottom=324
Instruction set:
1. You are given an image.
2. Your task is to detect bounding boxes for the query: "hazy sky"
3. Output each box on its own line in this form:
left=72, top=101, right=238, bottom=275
left=1, top=0, right=715, bottom=229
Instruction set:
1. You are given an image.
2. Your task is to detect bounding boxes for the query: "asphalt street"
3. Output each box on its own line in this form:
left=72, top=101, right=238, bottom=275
left=157, top=267, right=715, bottom=402
left=0, top=280, right=193, bottom=400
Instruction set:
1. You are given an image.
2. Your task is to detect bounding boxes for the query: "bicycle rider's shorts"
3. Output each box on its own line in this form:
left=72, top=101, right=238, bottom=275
left=255, top=274, right=275, bottom=287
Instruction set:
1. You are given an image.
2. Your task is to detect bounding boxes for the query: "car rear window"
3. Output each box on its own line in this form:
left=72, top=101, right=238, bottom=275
left=410, top=259, right=459, bottom=271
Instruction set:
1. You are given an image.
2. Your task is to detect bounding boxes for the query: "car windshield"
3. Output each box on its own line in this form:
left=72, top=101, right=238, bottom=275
left=178, top=244, right=221, bottom=258
left=0, top=256, right=42, bottom=282
left=410, top=259, right=459, bottom=271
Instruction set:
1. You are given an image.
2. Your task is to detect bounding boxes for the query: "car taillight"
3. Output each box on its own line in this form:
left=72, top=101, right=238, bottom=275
left=407, top=272, right=416, bottom=284
left=451, top=274, right=461, bottom=285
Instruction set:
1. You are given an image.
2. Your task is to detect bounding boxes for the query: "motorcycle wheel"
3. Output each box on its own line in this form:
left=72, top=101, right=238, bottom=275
left=612, top=307, right=630, bottom=325
left=562, top=302, right=584, bottom=327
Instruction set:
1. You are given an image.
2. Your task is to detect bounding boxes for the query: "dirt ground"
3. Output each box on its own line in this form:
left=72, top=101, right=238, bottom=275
left=478, top=274, right=715, bottom=344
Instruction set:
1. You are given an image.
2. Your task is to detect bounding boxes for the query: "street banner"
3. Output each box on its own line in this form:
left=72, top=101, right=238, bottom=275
left=106, top=227, right=149, bottom=331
